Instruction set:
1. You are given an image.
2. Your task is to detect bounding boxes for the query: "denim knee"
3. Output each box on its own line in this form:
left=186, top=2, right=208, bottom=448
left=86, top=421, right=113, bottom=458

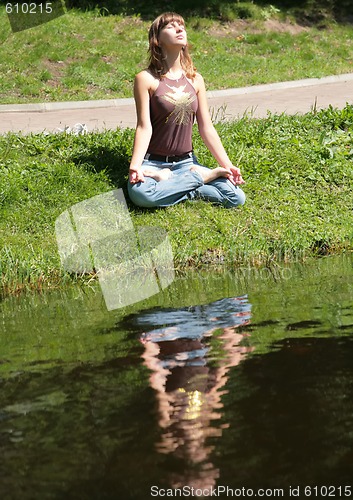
left=128, top=181, right=158, bottom=208
left=233, top=187, right=246, bottom=207
left=218, top=186, right=246, bottom=208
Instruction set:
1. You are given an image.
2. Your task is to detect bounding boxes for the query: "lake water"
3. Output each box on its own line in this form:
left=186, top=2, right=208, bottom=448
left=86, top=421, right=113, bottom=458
left=1, top=254, right=353, bottom=499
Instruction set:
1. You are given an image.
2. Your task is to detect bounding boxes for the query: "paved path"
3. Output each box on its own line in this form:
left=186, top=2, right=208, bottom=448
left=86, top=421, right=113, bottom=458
left=0, top=73, right=353, bottom=135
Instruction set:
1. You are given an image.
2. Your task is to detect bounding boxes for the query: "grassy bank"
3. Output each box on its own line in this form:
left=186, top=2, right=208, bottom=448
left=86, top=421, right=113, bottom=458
left=1, top=104, right=353, bottom=297
left=1, top=6, right=353, bottom=103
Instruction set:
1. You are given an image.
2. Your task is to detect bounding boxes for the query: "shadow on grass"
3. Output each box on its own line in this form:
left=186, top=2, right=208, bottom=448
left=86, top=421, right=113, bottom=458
left=66, top=131, right=158, bottom=214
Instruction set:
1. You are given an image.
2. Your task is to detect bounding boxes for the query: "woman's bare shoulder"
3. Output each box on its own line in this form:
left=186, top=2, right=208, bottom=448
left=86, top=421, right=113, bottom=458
left=192, top=72, right=206, bottom=92
left=135, top=69, right=159, bottom=93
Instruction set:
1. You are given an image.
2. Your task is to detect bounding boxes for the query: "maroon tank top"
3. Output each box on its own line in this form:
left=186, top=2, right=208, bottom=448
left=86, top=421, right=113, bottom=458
left=147, top=74, right=198, bottom=156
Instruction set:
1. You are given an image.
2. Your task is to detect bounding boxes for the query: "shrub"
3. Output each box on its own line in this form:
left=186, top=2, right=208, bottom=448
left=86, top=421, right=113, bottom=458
left=63, top=0, right=352, bottom=23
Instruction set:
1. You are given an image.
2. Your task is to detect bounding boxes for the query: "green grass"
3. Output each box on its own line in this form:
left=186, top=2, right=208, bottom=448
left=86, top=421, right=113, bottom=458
left=0, top=6, right=353, bottom=103
left=1, top=105, right=353, bottom=297
left=1, top=6, right=353, bottom=297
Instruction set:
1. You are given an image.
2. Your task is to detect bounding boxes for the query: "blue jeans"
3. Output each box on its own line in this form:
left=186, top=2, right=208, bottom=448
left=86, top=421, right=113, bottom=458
left=128, top=154, right=246, bottom=208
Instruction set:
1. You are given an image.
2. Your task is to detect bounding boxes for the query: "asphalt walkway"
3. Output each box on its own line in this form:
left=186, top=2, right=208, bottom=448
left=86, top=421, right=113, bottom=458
left=0, top=73, right=353, bottom=135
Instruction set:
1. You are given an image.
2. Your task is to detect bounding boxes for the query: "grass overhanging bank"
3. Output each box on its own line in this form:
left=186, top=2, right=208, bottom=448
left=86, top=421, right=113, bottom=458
left=1, top=104, right=353, bottom=298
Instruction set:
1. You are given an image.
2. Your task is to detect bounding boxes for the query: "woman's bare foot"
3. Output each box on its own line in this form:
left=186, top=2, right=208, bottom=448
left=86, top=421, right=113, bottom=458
left=190, top=165, right=230, bottom=184
left=143, top=168, right=173, bottom=181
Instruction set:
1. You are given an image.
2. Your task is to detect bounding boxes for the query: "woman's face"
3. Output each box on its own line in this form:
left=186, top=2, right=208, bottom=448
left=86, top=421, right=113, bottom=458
left=158, top=19, right=187, bottom=50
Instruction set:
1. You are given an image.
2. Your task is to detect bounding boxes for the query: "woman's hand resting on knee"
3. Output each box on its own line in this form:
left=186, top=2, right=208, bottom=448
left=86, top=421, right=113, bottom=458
left=227, top=165, right=245, bottom=186
left=129, top=167, right=145, bottom=184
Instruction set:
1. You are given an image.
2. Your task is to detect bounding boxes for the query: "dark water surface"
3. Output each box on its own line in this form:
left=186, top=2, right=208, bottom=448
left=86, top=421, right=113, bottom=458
left=1, top=255, right=353, bottom=499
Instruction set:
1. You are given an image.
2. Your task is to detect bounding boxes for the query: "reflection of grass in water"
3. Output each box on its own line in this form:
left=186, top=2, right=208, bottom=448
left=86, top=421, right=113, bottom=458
left=1, top=254, right=353, bottom=374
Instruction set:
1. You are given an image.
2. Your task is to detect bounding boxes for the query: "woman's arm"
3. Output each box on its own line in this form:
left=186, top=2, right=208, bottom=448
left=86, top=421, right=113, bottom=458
left=195, top=73, right=244, bottom=185
left=129, top=71, right=154, bottom=184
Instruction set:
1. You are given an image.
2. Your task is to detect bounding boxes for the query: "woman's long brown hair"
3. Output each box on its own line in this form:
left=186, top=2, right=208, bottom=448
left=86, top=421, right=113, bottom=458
left=148, top=12, right=196, bottom=80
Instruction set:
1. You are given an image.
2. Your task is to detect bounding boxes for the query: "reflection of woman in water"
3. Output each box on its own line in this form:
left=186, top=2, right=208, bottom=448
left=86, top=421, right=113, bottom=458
left=138, top=296, right=252, bottom=489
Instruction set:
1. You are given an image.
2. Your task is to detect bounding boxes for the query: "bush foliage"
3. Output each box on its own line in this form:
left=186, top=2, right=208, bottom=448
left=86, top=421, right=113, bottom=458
left=64, top=0, right=352, bottom=23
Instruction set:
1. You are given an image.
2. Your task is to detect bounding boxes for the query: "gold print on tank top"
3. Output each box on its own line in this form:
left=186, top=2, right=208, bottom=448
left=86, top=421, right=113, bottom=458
left=163, top=84, right=196, bottom=125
